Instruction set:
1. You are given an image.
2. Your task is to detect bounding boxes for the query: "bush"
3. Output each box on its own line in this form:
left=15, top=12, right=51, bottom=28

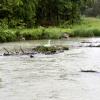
left=0, top=31, right=17, bottom=42
left=92, top=29, right=100, bottom=36
left=8, top=19, right=26, bottom=28
left=22, top=32, right=33, bottom=40
left=0, top=19, right=8, bottom=29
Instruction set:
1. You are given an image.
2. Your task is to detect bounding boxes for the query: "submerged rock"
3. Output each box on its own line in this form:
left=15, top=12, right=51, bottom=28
left=30, top=55, right=34, bottom=58
left=81, top=41, right=92, bottom=43
left=80, top=41, right=100, bottom=47
left=87, top=45, right=100, bottom=47
left=3, top=53, right=13, bottom=56
left=81, top=70, right=98, bottom=73
left=62, top=33, right=69, bottom=39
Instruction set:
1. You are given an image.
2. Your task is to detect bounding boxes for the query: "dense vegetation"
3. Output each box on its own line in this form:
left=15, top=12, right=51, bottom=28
left=0, top=0, right=100, bottom=43
left=0, top=0, right=95, bottom=28
left=1, top=17, right=100, bottom=42
left=85, top=0, right=100, bottom=17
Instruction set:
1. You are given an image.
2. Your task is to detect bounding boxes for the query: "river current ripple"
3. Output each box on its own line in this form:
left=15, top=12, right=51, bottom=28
left=0, top=38, right=100, bottom=100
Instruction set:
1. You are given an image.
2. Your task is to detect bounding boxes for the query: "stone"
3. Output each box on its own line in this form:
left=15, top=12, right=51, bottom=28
left=30, top=55, right=34, bottom=58
left=32, top=45, right=69, bottom=54
left=81, top=70, right=98, bottom=73
left=61, top=33, right=69, bottom=39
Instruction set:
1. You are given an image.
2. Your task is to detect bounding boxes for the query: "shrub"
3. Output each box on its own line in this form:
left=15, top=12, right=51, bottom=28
left=0, top=31, right=17, bottom=42
left=92, top=29, right=100, bottom=36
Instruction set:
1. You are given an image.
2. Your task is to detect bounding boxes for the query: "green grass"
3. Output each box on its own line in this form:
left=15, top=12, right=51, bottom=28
left=0, top=17, right=100, bottom=42
left=0, top=27, right=71, bottom=42
left=71, top=17, right=100, bottom=37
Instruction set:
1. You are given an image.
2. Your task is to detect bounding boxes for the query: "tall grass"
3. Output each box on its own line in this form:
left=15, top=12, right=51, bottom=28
left=0, top=27, right=71, bottom=42
left=0, top=17, right=100, bottom=42
left=71, top=17, right=100, bottom=37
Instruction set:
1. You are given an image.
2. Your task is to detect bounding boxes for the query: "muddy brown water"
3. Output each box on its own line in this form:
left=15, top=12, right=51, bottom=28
left=0, top=38, right=100, bottom=100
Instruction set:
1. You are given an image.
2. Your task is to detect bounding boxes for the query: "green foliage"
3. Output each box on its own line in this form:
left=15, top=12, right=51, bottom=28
left=0, top=0, right=93, bottom=28
left=0, top=31, right=17, bottom=42
left=8, top=19, right=26, bottom=28
left=0, top=17, right=99, bottom=42
left=36, top=0, right=83, bottom=25
left=92, top=29, right=100, bottom=36
left=0, top=0, right=37, bottom=28
left=73, top=29, right=94, bottom=37
left=85, top=0, right=100, bottom=17
left=0, top=18, right=8, bottom=29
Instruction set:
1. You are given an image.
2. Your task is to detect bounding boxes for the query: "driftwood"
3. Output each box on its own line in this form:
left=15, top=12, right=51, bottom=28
left=20, top=46, right=25, bottom=54
left=2, top=45, right=69, bottom=57
left=3, top=48, right=14, bottom=56
left=3, top=48, right=10, bottom=54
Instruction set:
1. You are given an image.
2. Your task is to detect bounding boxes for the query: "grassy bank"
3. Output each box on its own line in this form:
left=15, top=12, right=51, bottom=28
left=72, top=17, right=100, bottom=37
left=0, top=27, right=71, bottom=42
left=0, top=17, right=100, bottom=42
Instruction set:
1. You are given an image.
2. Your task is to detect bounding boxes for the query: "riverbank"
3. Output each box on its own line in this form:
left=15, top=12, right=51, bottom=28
left=0, top=17, right=100, bottom=42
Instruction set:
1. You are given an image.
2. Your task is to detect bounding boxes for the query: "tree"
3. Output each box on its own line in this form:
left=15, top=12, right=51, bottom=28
left=13, top=0, right=37, bottom=27
left=0, top=0, right=94, bottom=28
left=84, top=0, right=100, bottom=16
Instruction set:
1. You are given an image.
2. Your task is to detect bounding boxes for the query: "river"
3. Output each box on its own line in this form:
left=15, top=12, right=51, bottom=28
left=0, top=38, right=100, bottom=100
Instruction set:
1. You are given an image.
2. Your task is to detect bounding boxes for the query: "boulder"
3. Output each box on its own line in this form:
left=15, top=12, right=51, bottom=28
left=61, top=33, right=69, bottom=39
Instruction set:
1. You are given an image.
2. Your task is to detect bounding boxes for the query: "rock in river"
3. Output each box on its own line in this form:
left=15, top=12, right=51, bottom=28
left=32, top=45, right=69, bottom=54
left=81, top=70, right=98, bottom=73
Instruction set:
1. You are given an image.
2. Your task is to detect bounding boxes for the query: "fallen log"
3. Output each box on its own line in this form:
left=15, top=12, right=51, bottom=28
left=20, top=46, right=25, bottom=54
left=3, top=48, right=10, bottom=54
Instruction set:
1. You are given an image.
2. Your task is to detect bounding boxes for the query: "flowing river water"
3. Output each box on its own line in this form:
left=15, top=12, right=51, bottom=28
left=0, top=38, right=100, bottom=100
